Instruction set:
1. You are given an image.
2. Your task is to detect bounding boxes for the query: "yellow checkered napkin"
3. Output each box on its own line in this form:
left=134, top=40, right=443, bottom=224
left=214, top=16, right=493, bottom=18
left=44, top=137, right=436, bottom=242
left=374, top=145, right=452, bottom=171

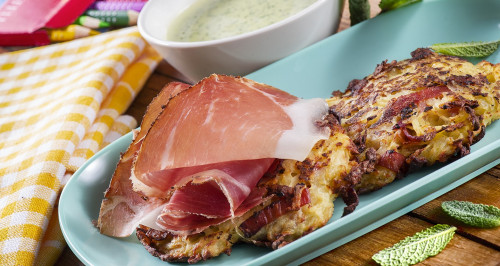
left=0, top=27, right=161, bottom=265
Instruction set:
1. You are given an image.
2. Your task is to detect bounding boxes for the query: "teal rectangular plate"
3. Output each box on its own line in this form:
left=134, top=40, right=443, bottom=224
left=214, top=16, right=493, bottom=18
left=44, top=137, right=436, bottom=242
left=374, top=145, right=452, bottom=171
left=59, top=0, right=500, bottom=265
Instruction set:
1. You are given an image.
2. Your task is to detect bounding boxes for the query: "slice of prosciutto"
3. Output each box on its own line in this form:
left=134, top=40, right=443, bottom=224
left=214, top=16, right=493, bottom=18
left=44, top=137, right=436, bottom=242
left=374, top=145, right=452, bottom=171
left=100, top=74, right=329, bottom=237
left=132, top=75, right=329, bottom=195
left=129, top=75, right=329, bottom=236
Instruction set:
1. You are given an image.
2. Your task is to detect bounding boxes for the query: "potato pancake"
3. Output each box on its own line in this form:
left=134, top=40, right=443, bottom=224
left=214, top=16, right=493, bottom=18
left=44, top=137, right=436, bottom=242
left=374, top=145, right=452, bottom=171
left=328, top=48, right=500, bottom=192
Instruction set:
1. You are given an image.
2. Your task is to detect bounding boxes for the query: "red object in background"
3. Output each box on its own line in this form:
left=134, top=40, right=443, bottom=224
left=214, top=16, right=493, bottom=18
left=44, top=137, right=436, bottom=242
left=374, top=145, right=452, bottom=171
left=0, top=0, right=95, bottom=46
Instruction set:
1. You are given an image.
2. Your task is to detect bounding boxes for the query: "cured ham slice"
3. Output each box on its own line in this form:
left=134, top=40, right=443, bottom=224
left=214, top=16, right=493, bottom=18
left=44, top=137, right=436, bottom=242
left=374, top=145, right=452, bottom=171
left=374, top=85, right=450, bottom=127
left=132, top=75, right=329, bottom=196
left=156, top=185, right=269, bottom=235
left=239, top=184, right=311, bottom=238
left=99, top=74, right=329, bottom=237
left=97, top=82, right=191, bottom=237
left=128, top=74, right=329, bottom=235
left=143, top=158, right=275, bottom=235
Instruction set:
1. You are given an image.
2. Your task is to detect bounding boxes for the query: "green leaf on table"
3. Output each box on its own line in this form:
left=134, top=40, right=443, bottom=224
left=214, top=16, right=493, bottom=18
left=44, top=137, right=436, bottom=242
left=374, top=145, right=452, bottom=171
left=442, top=201, right=500, bottom=228
left=430, top=40, right=500, bottom=57
left=349, top=0, right=370, bottom=26
left=372, top=224, right=456, bottom=266
left=379, top=0, right=422, bottom=12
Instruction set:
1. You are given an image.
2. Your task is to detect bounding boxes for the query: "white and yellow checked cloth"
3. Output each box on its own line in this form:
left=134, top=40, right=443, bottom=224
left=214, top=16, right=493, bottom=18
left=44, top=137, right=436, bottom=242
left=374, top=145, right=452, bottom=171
left=0, top=26, right=161, bottom=265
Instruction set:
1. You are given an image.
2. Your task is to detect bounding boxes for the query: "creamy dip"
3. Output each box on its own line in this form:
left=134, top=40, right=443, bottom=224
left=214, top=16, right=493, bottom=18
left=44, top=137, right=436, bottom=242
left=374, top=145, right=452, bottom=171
left=167, top=0, right=317, bottom=42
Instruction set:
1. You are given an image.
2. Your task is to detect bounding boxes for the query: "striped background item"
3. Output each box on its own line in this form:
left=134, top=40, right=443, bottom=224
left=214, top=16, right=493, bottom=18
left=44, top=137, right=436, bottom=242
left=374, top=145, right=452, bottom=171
left=36, top=116, right=138, bottom=266
left=67, top=45, right=160, bottom=172
left=0, top=27, right=161, bottom=265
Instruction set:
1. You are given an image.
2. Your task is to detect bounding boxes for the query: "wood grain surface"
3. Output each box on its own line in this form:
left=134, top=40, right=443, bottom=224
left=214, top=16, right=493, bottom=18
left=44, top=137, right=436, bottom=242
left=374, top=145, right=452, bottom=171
left=53, top=0, right=500, bottom=265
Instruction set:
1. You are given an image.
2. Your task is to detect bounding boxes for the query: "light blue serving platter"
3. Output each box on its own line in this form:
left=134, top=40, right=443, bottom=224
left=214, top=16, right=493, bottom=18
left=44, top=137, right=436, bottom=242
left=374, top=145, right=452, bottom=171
left=59, top=0, right=500, bottom=265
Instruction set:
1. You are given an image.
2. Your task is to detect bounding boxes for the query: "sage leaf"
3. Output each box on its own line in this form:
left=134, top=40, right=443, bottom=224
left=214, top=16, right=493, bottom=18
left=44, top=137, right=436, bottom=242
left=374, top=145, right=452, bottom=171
left=430, top=40, right=500, bottom=57
left=379, top=0, right=422, bottom=12
left=372, top=224, right=456, bottom=266
left=442, top=201, right=500, bottom=228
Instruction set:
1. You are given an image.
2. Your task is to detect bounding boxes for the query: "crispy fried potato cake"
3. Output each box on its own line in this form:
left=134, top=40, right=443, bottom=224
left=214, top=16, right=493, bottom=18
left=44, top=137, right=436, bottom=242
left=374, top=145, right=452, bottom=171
left=136, top=114, right=360, bottom=263
left=328, top=48, right=500, bottom=193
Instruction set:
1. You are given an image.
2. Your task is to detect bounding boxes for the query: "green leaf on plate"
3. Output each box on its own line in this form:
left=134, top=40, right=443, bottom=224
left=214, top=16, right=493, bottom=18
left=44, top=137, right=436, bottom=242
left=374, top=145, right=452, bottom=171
left=430, top=40, right=500, bottom=57
left=349, top=0, right=370, bottom=25
left=442, top=201, right=500, bottom=228
left=379, top=0, right=422, bottom=12
left=372, top=224, right=456, bottom=266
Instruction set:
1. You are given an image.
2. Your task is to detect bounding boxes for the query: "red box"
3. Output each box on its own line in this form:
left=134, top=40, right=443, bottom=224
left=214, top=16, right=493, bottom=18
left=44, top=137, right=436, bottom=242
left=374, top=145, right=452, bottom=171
left=0, top=0, right=95, bottom=46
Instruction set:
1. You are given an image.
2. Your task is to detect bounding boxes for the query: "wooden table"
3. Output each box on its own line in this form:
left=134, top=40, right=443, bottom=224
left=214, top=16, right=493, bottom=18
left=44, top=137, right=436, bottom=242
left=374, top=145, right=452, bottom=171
left=55, top=1, right=500, bottom=265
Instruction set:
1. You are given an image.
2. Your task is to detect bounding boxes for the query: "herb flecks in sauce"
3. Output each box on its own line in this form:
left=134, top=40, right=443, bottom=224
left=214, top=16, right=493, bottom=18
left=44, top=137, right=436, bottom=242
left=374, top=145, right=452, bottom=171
left=167, top=0, right=317, bottom=42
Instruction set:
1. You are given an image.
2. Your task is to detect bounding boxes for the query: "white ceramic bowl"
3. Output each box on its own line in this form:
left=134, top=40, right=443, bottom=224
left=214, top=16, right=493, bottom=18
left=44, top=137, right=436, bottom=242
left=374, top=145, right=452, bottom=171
left=138, top=0, right=344, bottom=83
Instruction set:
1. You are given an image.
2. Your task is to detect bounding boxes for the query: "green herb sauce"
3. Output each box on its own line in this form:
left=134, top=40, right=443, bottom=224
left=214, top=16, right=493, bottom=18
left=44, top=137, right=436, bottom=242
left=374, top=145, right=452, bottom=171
left=167, top=0, right=317, bottom=42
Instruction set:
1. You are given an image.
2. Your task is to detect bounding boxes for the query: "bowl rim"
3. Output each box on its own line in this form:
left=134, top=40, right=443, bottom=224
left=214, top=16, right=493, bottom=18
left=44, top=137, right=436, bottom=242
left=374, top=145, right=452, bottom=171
left=138, top=0, right=332, bottom=48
